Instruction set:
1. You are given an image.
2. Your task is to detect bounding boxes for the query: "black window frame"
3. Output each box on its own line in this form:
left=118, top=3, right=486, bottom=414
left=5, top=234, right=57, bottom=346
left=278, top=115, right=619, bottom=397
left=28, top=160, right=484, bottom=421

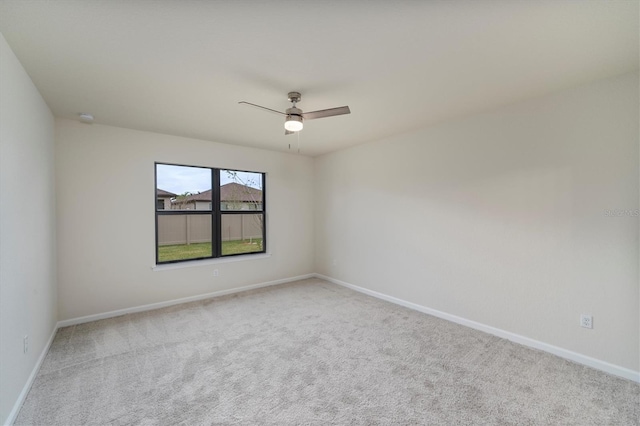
left=155, top=162, right=266, bottom=265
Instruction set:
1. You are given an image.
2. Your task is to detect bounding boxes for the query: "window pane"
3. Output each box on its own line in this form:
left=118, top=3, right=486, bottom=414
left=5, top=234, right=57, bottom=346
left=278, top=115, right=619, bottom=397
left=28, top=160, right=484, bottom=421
left=157, top=214, right=212, bottom=262
left=156, top=164, right=212, bottom=211
left=220, top=170, right=263, bottom=211
left=221, top=214, right=264, bottom=255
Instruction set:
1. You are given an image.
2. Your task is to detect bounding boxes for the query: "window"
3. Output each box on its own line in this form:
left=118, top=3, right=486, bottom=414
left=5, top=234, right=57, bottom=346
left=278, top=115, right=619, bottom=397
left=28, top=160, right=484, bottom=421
left=155, top=163, right=265, bottom=264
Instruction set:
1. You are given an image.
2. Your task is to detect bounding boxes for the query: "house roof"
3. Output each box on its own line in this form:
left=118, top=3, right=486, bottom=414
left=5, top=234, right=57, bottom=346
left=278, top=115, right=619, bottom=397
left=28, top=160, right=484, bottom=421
left=176, top=183, right=262, bottom=204
left=180, top=189, right=212, bottom=203
left=220, top=183, right=262, bottom=203
left=157, top=189, right=177, bottom=198
left=0, top=2, right=636, bottom=156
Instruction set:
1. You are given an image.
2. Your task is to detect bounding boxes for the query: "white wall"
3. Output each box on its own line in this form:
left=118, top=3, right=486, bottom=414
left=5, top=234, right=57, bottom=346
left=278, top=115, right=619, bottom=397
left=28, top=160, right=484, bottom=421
left=56, top=120, right=315, bottom=320
left=1, top=31, right=637, bottom=423
left=0, top=34, right=57, bottom=423
left=315, top=73, right=639, bottom=372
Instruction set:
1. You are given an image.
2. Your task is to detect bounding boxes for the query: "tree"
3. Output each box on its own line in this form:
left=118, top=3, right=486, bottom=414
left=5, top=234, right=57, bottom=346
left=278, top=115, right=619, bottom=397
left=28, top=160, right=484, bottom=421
left=225, top=171, right=263, bottom=249
left=171, top=191, right=195, bottom=210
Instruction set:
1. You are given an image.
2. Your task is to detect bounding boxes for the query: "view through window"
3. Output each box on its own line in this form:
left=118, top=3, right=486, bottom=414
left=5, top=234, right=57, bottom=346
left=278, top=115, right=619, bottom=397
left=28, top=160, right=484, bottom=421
left=155, top=163, right=265, bottom=263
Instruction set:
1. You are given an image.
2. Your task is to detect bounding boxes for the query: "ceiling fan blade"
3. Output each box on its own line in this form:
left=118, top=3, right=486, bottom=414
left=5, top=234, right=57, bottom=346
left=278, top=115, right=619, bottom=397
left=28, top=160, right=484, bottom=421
left=238, top=101, right=286, bottom=116
left=302, top=106, right=350, bottom=120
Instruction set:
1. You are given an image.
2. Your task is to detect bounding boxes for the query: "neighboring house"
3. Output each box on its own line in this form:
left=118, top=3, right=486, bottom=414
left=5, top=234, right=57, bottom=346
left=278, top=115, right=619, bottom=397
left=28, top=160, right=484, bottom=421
left=156, top=189, right=176, bottom=210
left=172, top=190, right=212, bottom=210
left=220, top=182, right=263, bottom=210
left=171, top=183, right=262, bottom=211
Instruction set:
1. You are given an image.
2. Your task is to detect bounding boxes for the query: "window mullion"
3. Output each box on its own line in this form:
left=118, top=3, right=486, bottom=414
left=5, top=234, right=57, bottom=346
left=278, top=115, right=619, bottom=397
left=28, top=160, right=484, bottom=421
left=213, top=168, right=221, bottom=257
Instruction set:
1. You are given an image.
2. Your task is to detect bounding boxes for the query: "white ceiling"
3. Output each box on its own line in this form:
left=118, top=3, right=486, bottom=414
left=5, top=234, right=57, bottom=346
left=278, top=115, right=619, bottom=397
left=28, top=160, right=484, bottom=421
left=0, top=1, right=637, bottom=156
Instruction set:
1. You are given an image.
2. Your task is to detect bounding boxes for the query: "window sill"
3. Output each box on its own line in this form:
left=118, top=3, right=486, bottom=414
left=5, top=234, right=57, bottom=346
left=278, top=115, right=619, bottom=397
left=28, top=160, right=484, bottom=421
left=152, top=253, right=271, bottom=271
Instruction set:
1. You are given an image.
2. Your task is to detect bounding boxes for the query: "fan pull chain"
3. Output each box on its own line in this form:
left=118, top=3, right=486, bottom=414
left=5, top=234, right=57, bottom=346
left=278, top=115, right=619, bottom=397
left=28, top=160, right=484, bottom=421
left=287, top=134, right=300, bottom=154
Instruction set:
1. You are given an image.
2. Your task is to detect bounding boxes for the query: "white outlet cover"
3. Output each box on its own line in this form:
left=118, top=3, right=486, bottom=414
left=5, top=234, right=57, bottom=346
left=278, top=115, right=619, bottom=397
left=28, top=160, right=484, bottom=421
left=580, top=314, right=593, bottom=329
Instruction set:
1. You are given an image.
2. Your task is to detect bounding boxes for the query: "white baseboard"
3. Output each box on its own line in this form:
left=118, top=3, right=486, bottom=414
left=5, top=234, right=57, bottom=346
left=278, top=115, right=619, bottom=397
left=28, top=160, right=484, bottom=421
left=314, top=273, right=640, bottom=384
left=7, top=271, right=636, bottom=425
left=4, top=325, right=58, bottom=426
left=57, top=274, right=315, bottom=327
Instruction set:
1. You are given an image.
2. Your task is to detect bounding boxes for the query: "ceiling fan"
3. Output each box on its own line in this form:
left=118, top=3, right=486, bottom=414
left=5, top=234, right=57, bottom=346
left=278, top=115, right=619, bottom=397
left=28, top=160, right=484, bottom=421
left=239, top=92, right=350, bottom=135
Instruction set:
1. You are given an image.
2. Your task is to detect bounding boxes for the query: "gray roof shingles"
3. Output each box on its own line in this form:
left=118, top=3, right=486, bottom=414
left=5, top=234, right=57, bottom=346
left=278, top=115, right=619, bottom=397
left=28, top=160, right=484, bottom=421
left=174, top=183, right=262, bottom=203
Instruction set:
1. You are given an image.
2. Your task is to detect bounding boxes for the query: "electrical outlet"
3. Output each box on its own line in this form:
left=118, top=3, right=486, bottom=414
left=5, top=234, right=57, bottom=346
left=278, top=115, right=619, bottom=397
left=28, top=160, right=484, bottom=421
left=23, top=335, right=28, bottom=354
left=332, top=259, right=337, bottom=266
left=580, top=314, right=593, bottom=329
left=213, top=269, right=219, bottom=277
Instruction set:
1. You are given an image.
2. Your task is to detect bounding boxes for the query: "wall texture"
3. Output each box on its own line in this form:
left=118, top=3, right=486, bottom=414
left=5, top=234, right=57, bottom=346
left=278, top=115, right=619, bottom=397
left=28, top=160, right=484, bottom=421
left=55, top=120, right=315, bottom=320
left=0, top=34, right=57, bottom=424
left=315, top=73, right=639, bottom=372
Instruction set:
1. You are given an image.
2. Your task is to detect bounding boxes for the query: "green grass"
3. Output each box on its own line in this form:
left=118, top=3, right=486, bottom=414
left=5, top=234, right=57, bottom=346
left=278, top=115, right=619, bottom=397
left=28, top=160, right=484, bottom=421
left=222, top=238, right=263, bottom=255
left=158, top=242, right=212, bottom=262
left=158, top=239, right=263, bottom=262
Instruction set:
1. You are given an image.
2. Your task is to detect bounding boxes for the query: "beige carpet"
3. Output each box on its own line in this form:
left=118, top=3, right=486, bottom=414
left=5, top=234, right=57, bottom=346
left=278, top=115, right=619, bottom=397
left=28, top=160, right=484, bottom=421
left=16, top=278, right=639, bottom=425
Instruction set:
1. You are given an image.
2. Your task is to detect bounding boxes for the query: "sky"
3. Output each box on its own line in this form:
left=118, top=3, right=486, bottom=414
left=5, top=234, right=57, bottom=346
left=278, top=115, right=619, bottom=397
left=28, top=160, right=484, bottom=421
left=156, top=164, right=262, bottom=195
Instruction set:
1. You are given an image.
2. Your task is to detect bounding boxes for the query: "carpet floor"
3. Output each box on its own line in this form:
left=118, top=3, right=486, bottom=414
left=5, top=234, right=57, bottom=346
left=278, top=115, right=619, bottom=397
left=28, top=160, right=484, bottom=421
left=16, top=278, right=639, bottom=425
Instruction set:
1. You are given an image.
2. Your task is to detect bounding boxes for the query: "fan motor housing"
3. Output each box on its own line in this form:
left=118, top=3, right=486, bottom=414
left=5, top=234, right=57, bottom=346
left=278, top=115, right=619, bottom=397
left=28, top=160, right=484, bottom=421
left=287, top=92, right=302, bottom=103
left=286, top=106, right=303, bottom=116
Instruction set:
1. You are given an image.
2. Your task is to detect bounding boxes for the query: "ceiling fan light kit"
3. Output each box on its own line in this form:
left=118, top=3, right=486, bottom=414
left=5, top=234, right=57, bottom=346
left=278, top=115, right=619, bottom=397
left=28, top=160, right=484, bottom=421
left=239, top=91, right=350, bottom=136
left=284, top=114, right=303, bottom=132
left=284, top=92, right=304, bottom=132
